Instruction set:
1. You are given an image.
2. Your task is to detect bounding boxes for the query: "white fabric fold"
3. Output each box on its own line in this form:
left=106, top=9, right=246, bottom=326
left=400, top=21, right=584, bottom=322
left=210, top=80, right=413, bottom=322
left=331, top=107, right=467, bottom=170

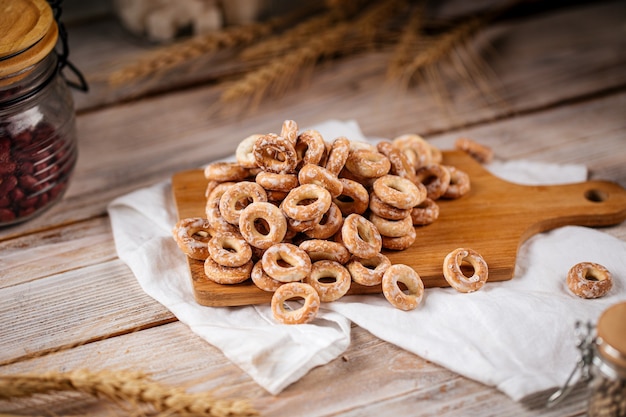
left=108, top=119, right=626, bottom=400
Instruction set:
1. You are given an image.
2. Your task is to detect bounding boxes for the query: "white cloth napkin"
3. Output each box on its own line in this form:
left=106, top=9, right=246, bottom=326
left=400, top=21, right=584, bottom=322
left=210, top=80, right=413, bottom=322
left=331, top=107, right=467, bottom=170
left=108, top=120, right=626, bottom=400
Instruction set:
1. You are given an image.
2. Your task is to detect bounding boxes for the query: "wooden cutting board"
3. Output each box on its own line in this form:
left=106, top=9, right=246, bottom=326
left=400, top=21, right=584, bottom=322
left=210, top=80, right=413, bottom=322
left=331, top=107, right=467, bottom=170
left=171, top=151, right=626, bottom=307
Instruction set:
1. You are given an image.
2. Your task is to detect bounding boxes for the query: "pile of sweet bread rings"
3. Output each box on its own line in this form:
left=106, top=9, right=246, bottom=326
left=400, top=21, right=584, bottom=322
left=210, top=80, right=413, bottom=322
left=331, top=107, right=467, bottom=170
left=173, top=120, right=614, bottom=324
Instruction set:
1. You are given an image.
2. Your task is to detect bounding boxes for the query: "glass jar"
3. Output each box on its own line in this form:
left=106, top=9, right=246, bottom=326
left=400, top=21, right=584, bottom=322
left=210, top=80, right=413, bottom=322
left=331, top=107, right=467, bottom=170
left=548, top=302, right=626, bottom=416
left=0, top=0, right=79, bottom=226
left=588, top=302, right=626, bottom=417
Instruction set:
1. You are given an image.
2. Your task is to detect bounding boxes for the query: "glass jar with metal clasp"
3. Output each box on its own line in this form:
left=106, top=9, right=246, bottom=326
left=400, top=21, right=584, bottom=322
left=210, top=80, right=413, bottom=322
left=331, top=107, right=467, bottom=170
left=547, top=302, right=626, bottom=416
left=0, top=0, right=87, bottom=227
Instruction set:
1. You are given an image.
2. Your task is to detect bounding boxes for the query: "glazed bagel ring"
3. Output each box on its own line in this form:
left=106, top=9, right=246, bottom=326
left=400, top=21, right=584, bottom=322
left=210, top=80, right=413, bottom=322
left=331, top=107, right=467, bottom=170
left=236, top=134, right=263, bottom=168
left=219, top=181, right=268, bottom=225
left=271, top=282, right=320, bottom=325
left=455, top=137, right=494, bottom=164
left=205, top=182, right=239, bottom=232
left=392, top=134, right=432, bottom=169
left=298, top=164, right=343, bottom=198
left=376, top=141, right=417, bottom=183
left=287, top=216, right=321, bottom=233
left=566, top=262, right=613, bottom=299
left=253, top=133, right=298, bottom=174
left=333, top=178, right=369, bottom=216
left=381, top=226, right=416, bottom=251
left=325, top=136, right=351, bottom=176
left=443, top=166, right=471, bottom=199
left=345, top=149, right=391, bottom=178
left=299, top=239, right=351, bottom=264
left=341, top=213, right=382, bottom=259
left=280, top=184, right=332, bottom=221
left=305, top=260, right=352, bottom=302
left=443, top=248, right=489, bottom=293
left=281, top=119, right=299, bottom=145
left=238, top=201, right=287, bottom=250
left=410, top=198, right=440, bottom=226
left=373, top=175, right=424, bottom=210
left=204, top=162, right=250, bottom=182
left=415, top=164, right=451, bottom=201
left=295, top=130, right=326, bottom=167
left=251, top=260, right=284, bottom=292
left=369, top=193, right=410, bottom=221
left=382, top=264, right=424, bottom=311
left=347, top=253, right=391, bottom=286
left=255, top=171, right=298, bottom=192
left=304, top=202, right=344, bottom=240
left=207, top=231, right=252, bottom=267
left=262, top=243, right=312, bottom=282
left=204, top=257, right=253, bottom=285
left=369, top=213, right=413, bottom=238
left=172, top=217, right=214, bottom=260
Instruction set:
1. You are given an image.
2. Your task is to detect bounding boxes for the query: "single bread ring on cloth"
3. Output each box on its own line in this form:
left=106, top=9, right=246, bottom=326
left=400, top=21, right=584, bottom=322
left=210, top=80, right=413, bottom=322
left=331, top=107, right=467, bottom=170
left=304, top=202, right=343, bottom=239
left=207, top=231, right=252, bottom=267
left=305, top=260, right=351, bottom=302
left=281, top=184, right=332, bottom=221
left=373, top=175, right=424, bottom=210
left=369, top=213, right=413, bottom=238
left=295, top=130, right=326, bottom=168
left=347, top=253, right=391, bottom=286
left=281, top=119, right=299, bottom=146
left=443, top=248, right=489, bottom=293
left=262, top=243, right=312, bottom=282
left=566, top=262, right=613, bottom=299
left=369, top=193, right=410, bottom=220
left=341, top=213, right=382, bottom=258
left=325, top=136, right=351, bottom=176
left=253, top=133, right=298, bottom=174
left=204, top=162, right=250, bottom=182
left=172, top=217, right=214, bottom=260
left=236, top=134, right=263, bottom=168
left=298, top=164, right=343, bottom=198
left=443, top=165, right=471, bottom=199
left=299, top=239, right=350, bottom=264
left=376, top=141, right=417, bottom=183
left=455, top=137, right=494, bottom=164
left=251, top=260, right=284, bottom=292
left=204, top=257, right=253, bottom=285
left=381, top=226, right=416, bottom=251
left=333, top=178, right=369, bottom=216
left=415, top=164, right=451, bottom=201
left=271, top=282, right=320, bottom=325
left=382, top=264, right=424, bottom=311
left=219, top=181, right=268, bottom=225
left=392, top=134, right=432, bottom=170
left=256, top=171, right=298, bottom=192
left=410, top=198, right=439, bottom=226
left=238, top=201, right=287, bottom=250
left=345, top=149, right=391, bottom=178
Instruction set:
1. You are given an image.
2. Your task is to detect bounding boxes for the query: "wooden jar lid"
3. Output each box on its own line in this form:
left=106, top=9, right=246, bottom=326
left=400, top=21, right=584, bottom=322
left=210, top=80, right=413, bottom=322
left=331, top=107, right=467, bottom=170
left=0, top=0, right=57, bottom=78
left=597, top=301, right=626, bottom=370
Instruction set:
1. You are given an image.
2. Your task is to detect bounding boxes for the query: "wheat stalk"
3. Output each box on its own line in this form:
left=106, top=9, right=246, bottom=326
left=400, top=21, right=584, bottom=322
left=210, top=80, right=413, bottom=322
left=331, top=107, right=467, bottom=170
left=0, top=369, right=257, bottom=417
left=108, top=9, right=309, bottom=86
left=387, top=2, right=425, bottom=80
left=220, top=0, right=405, bottom=108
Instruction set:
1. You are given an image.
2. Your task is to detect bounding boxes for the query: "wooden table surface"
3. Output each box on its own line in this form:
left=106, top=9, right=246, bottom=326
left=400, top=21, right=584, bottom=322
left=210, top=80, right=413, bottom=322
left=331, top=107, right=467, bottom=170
left=1, top=0, right=625, bottom=415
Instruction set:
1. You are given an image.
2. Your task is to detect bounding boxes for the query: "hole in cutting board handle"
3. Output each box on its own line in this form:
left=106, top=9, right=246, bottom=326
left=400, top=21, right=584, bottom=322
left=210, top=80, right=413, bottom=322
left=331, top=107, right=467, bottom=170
left=584, top=188, right=608, bottom=203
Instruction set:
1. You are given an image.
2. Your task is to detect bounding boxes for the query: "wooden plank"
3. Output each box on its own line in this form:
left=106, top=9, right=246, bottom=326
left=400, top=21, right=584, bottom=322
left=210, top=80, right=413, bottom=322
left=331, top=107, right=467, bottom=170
left=67, top=1, right=626, bottom=114
left=0, top=216, right=116, bottom=289
left=171, top=151, right=626, bottom=306
left=0, top=321, right=585, bottom=416
left=0, top=259, right=174, bottom=365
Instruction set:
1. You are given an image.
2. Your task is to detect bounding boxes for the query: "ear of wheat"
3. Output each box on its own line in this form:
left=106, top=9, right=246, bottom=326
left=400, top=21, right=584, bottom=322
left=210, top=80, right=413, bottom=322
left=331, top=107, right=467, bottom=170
left=0, top=369, right=257, bottom=417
